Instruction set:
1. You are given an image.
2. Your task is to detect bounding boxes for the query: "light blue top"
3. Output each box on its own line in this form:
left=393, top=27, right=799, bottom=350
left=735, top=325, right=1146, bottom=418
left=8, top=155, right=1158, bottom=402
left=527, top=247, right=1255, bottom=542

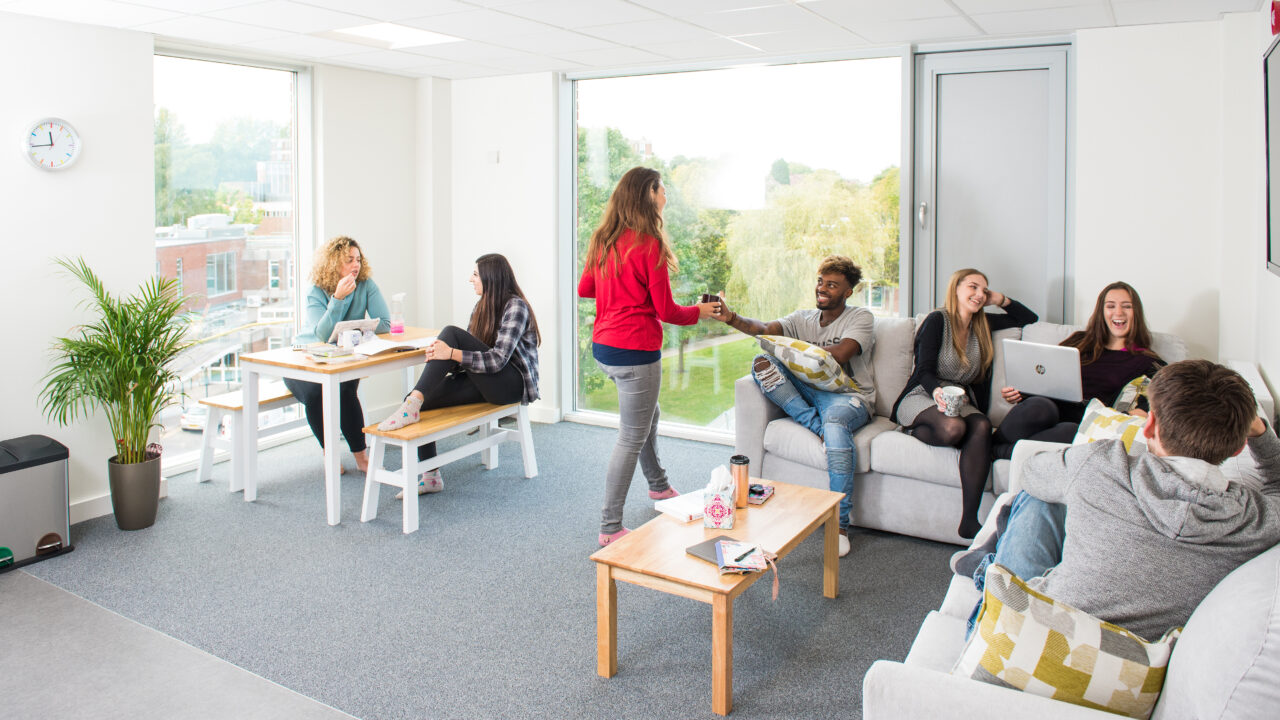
left=294, top=279, right=391, bottom=343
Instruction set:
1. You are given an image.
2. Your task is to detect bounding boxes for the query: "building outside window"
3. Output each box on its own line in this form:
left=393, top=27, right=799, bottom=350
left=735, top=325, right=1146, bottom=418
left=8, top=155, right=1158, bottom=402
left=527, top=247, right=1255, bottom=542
left=573, top=57, right=902, bottom=435
left=154, top=54, right=301, bottom=465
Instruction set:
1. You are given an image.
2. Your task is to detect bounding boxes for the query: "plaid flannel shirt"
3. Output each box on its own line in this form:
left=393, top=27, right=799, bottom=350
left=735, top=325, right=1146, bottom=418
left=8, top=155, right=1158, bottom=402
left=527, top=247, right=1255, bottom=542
left=459, top=297, right=540, bottom=404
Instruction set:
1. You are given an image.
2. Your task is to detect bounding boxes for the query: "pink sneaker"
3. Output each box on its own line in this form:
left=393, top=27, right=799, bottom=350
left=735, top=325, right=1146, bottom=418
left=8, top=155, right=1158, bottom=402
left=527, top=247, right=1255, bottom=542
left=598, top=528, right=631, bottom=547
left=648, top=487, right=679, bottom=500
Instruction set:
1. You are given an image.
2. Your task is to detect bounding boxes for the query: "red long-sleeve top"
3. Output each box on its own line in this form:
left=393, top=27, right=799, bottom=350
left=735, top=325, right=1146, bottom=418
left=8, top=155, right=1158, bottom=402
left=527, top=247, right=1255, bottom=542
left=577, top=229, right=699, bottom=351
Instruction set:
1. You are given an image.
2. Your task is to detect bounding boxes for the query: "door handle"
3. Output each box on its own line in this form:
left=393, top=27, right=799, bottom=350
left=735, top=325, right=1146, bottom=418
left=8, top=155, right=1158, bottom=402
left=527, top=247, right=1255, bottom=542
left=918, top=201, right=928, bottom=229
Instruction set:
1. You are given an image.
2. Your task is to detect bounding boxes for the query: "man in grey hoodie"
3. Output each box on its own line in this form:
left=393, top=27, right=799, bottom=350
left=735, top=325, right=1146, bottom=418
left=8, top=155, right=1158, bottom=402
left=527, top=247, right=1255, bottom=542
left=956, top=359, right=1280, bottom=640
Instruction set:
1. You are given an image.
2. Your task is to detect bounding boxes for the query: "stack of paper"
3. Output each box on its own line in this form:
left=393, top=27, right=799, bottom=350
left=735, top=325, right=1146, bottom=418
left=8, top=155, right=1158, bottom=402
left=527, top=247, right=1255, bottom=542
left=654, top=491, right=704, bottom=522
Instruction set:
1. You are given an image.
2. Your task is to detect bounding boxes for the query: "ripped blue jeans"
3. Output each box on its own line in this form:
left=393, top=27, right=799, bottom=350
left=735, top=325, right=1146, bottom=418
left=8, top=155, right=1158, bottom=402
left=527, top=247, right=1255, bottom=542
left=752, top=354, right=871, bottom=528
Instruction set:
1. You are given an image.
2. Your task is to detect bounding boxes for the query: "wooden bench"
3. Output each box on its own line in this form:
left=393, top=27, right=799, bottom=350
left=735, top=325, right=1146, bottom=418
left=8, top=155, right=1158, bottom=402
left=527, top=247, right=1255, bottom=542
left=360, top=402, right=538, bottom=533
left=196, top=382, right=306, bottom=491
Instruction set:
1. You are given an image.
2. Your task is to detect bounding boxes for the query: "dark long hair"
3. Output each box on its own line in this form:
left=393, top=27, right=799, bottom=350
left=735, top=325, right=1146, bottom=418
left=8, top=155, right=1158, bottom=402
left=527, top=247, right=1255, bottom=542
left=584, top=166, right=676, bottom=276
left=1061, top=281, right=1157, bottom=365
left=469, top=253, right=540, bottom=347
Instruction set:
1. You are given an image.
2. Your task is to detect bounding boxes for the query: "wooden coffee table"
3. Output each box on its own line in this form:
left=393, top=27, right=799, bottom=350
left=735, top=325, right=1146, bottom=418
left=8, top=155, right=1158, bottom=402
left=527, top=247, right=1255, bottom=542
left=590, top=479, right=842, bottom=716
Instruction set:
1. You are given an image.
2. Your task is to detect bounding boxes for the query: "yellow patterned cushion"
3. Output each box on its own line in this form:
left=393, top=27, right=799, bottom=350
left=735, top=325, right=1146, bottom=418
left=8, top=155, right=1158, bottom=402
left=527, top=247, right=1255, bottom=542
left=1074, top=398, right=1148, bottom=454
left=757, top=335, right=860, bottom=393
left=953, top=564, right=1180, bottom=720
left=1112, top=375, right=1153, bottom=414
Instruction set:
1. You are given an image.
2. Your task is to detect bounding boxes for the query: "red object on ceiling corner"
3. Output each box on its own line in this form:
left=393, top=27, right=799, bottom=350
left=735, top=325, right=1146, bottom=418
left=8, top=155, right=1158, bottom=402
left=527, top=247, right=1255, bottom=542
left=1273, top=0, right=1280, bottom=35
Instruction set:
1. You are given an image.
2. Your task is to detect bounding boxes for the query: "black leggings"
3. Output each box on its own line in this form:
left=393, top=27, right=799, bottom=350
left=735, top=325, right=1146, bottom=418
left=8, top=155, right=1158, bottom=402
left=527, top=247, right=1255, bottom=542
left=992, top=397, right=1078, bottom=460
left=904, top=407, right=993, bottom=540
left=282, top=378, right=367, bottom=453
left=413, top=325, right=524, bottom=461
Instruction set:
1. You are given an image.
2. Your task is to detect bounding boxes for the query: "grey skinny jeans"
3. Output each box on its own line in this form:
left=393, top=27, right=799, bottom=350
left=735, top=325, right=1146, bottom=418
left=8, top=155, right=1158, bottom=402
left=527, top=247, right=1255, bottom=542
left=598, top=360, right=672, bottom=534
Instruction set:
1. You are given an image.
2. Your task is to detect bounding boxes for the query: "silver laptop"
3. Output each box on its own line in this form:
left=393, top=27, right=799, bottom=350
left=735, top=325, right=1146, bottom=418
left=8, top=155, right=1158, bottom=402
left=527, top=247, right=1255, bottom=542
left=326, top=318, right=380, bottom=343
left=1002, top=339, right=1083, bottom=403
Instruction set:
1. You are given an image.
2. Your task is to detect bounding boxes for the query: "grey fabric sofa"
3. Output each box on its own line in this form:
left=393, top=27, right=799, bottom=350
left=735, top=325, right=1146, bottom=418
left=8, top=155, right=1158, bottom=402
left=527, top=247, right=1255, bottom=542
left=733, top=319, right=1189, bottom=545
left=861, top=441, right=1280, bottom=719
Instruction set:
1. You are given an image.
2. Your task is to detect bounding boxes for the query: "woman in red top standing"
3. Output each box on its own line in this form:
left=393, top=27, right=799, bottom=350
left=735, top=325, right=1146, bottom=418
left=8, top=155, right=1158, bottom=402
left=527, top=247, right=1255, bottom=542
left=579, top=167, right=718, bottom=546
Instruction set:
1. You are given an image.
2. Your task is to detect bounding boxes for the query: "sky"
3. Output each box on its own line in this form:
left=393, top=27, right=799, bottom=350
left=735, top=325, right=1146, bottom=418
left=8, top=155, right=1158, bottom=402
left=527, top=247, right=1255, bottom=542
left=154, top=55, right=293, bottom=143
left=577, top=56, right=902, bottom=209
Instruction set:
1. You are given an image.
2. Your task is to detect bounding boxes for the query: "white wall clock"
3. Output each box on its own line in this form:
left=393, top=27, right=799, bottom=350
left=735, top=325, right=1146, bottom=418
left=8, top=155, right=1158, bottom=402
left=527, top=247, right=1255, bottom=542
left=24, top=117, right=81, bottom=170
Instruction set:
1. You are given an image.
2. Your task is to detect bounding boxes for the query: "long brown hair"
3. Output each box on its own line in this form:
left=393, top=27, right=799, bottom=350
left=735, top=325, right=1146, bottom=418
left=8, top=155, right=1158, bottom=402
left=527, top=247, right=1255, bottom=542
left=469, top=253, right=540, bottom=347
left=1062, top=281, right=1157, bottom=365
left=584, top=166, right=677, bottom=275
left=942, top=268, right=994, bottom=373
left=311, top=236, right=371, bottom=294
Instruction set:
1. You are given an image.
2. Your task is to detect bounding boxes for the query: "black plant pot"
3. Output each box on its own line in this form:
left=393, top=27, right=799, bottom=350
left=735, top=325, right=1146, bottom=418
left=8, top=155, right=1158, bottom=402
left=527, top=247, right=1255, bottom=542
left=107, top=452, right=161, bottom=530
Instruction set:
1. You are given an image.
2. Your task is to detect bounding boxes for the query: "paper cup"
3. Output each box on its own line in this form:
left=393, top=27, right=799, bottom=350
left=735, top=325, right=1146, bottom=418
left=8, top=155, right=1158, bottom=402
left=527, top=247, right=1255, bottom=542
left=941, top=386, right=966, bottom=417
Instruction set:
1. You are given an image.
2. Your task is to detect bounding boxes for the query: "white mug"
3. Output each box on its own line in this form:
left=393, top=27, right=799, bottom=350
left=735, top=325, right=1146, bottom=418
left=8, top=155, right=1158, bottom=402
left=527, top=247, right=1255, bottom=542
left=941, top=386, right=966, bottom=417
left=337, top=329, right=362, bottom=349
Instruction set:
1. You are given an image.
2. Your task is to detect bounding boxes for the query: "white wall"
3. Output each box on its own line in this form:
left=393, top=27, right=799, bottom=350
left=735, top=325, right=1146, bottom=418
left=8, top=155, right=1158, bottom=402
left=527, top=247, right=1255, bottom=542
left=1075, top=22, right=1223, bottom=361
left=416, top=77, right=452, bottom=330
left=0, top=14, right=154, bottom=512
left=449, top=73, right=561, bottom=422
left=311, top=64, right=420, bottom=415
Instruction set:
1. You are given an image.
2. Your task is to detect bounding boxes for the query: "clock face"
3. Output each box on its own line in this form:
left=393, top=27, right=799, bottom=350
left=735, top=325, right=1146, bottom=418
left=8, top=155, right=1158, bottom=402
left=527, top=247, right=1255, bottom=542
left=25, top=118, right=80, bottom=170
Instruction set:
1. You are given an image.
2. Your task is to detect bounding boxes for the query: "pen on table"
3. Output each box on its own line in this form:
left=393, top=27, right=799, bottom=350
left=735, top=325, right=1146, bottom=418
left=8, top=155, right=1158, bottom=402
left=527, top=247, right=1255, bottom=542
left=734, top=547, right=756, bottom=563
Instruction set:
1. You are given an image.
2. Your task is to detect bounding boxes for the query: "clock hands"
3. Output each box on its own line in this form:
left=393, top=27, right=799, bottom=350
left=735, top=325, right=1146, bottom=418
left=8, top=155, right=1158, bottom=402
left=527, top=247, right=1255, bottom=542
left=30, top=132, right=55, bottom=148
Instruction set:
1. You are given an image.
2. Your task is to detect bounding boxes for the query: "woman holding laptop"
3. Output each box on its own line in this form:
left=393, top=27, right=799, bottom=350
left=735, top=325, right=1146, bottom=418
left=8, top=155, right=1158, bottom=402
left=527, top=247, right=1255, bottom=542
left=992, top=281, right=1165, bottom=458
left=891, top=268, right=1038, bottom=539
left=376, top=253, right=541, bottom=497
left=286, top=235, right=390, bottom=474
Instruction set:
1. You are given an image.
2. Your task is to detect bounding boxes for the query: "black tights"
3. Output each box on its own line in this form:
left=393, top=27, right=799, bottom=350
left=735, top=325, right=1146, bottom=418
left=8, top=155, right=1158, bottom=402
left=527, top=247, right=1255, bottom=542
left=992, top=397, right=1078, bottom=460
left=282, top=378, right=366, bottom=453
left=412, top=325, right=524, bottom=461
left=905, top=407, right=993, bottom=539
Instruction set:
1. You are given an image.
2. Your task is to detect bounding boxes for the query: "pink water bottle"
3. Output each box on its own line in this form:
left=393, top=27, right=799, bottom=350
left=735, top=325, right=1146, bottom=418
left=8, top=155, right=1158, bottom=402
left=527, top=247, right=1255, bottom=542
left=389, top=293, right=405, bottom=335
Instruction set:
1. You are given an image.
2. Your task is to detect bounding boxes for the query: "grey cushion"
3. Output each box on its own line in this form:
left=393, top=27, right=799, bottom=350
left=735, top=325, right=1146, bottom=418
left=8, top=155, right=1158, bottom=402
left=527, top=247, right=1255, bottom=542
left=1152, top=543, right=1280, bottom=720
left=870, top=431, right=972, bottom=489
left=762, top=415, right=896, bottom=474
left=871, top=316, right=916, bottom=418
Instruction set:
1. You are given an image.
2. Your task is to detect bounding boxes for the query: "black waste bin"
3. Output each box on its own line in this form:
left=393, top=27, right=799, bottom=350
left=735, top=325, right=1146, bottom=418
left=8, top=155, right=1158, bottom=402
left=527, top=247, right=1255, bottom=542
left=0, top=435, right=73, bottom=571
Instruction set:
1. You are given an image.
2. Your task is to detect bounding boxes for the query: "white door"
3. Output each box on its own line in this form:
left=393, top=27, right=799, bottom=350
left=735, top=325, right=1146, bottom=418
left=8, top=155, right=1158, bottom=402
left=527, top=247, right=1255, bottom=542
left=912, top=46, right=1068, bottom=321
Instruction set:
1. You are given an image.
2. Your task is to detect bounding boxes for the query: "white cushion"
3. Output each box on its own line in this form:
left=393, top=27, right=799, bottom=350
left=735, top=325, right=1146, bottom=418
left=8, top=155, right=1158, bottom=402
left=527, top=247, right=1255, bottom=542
left=1152, top=544, right=1280, bottom=720
left=870, top=431, right=982, bottom=489
left=762, top=415, right=895, bottom=474
left=905, top=611, right=970, bottom=673
left=870, top=316, right=916, bottom=418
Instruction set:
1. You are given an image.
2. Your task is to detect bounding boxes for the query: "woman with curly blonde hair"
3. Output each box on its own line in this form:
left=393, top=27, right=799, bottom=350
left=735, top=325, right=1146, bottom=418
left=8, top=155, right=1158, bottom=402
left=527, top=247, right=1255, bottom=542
left=285, top=236, right=390, bottom=473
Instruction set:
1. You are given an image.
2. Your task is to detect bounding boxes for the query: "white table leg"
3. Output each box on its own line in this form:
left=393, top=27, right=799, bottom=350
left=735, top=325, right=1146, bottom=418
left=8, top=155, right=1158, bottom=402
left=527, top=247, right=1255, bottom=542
left=320, top=374, right=341, bottom=525
left=241, top=370, right=260, bottom=502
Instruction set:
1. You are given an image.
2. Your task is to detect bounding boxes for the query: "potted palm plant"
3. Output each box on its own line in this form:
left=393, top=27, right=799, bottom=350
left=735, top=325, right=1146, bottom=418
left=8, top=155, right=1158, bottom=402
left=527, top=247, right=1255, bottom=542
left=41, top=257, right=190, bottom=530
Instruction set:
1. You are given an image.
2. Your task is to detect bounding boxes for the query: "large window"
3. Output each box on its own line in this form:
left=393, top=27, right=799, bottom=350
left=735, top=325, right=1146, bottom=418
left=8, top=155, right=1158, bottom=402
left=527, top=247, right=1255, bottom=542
left=574, top=58, right=903, bottom=433
left=154, top=55, right=301, bottom=464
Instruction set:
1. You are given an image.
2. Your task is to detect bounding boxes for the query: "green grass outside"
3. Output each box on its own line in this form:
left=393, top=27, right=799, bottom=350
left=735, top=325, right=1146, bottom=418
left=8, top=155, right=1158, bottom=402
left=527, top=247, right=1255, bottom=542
left=581, top=335, right=761, bottom=425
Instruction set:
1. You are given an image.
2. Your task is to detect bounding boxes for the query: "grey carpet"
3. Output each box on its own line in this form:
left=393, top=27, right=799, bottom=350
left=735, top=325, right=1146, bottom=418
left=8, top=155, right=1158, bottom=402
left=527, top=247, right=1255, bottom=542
left=0, top=570, right=355, bottom=720
left=23, top=422, right=954, bottom=719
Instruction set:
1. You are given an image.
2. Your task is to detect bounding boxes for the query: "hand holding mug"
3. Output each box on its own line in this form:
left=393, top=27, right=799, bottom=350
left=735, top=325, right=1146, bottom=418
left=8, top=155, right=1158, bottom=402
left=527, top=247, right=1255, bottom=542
left=696, top=293, right=721, bottom=319
left=935, top=386, right=966, bottom=416
left=709, top=292, right=734, bottom=323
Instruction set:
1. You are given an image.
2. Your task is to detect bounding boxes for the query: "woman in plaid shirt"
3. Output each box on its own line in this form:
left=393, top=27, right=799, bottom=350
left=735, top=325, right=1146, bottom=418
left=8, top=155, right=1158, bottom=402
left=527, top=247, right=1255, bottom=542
left=378, top=253, right=540, bottom=496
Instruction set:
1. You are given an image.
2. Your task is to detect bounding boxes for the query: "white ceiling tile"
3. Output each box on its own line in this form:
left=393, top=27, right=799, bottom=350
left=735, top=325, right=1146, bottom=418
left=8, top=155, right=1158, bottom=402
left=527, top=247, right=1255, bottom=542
left=580, top=18, right=718, bottom=45
left=326, top=48, right=430, bottom=69
left=627, top=0, right=789, bottom=15
left=1113, top=0, right=1257, bottom=26
left=501, top=0, right=663, bottom=29
left=401, top=9, right=554, bottom=40
left=972, top=5, right=1112, bottom=34
left=237, top=32, right=372, bottom=57
left=689, top=4, right=844, bottom=35
left=953, top=0, right=1095, bottom=13
left=645, top=36, right=763, bottom=60
left=408, top=62, right=505, bottom=79
left=854, top=16, right=981, bottom=43
left=732, top=25, right=867, bottom=53
left=799, top=0, right=957, bottom=26
left=2, top=0, right=183, bottom=28
left=134, top=15, right=290, bottom=44
left=205, top=0, right=372, bottom=33
left=401, top=40, right=539, bottom=63
left=460, top=0, right=539, bottom=7
left=298, top=0, right=472, bottom=21
left=482, top=54, right=587, bottom=72
left=555, top=45, right=668, bottom=67
left=122, top=0, right=259, bottom=11
left=492, top=28, right=617, bottom=53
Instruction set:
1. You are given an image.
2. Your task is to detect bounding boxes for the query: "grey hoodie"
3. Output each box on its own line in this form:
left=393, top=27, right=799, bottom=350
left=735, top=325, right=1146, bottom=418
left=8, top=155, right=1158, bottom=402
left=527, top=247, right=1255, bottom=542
left=1021, top=430, right=1280, bottom=640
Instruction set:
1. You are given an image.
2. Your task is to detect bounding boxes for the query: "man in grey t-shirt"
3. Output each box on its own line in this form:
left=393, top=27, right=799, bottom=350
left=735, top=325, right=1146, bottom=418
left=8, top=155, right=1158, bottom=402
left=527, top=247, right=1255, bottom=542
left=712, top=255, right=876, bottom=558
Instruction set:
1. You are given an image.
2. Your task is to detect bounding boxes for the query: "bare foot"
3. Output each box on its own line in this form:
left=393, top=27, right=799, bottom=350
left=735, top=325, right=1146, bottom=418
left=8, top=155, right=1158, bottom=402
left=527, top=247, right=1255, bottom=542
left=353, top=449, right=370, bottom=474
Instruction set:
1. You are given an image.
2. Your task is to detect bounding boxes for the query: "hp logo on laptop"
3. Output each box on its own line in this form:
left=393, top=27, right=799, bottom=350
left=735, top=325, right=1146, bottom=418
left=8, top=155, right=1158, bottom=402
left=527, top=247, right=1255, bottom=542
left=1035, top=364, right=1046, bottom=375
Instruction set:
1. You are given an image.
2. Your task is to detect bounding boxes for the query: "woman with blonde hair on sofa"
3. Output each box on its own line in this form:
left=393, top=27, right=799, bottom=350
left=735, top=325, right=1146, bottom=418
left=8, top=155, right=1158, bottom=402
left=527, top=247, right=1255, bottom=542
left=992, top=281, right=1165, bottom=459
left=891, top=268, right=1038, bottom=539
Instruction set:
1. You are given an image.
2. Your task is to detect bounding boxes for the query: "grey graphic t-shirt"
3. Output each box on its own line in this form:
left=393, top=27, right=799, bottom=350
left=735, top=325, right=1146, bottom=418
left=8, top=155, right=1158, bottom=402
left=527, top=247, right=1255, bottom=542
left=776, top=305, right=877, bottom=409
